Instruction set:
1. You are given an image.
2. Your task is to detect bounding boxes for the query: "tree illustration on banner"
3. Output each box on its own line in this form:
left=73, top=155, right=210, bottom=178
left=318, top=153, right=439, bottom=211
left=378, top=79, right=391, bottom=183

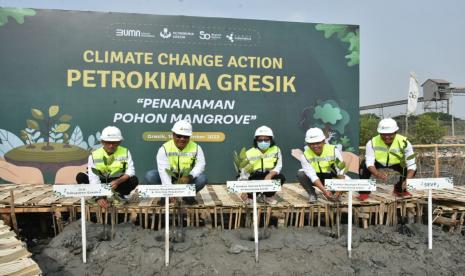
left=300, top=100, right=353, bottom=152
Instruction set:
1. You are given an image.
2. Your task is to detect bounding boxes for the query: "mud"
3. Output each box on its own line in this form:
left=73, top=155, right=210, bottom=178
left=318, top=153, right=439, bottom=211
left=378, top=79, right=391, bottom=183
left=32, top=221, right=465, bottom=275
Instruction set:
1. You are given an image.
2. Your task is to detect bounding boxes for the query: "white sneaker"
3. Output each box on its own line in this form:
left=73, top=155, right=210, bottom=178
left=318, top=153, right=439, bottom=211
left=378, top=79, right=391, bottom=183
left=308, top=193, right=318, bottom=203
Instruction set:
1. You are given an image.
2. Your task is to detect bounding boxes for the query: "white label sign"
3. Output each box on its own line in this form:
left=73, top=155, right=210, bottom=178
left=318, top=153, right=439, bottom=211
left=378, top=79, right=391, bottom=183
left=326, top=179, right=376, bottom=191
left=407, top=178, right=453, bottom=190
left=138, top=184, right=196, bottom=198
left=226, top=180, right=281, bottom=193
left=53, top=184, right=112, bottom=197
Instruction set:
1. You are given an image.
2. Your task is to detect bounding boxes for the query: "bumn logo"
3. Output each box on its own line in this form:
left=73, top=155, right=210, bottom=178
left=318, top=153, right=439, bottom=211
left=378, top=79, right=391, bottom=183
left=116, top=28, right=142, bottom=37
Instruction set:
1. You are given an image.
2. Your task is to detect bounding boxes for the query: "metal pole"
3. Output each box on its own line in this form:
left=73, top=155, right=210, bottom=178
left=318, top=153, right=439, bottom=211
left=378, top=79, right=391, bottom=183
left=165, top=196, right=169, bottom=266
left=253, top=192, right=259, bottom=262
left=428, top=189, right=433, bottom=250
left=450, top=95, right=455, bottom=136
left=348, top=191, right=352, bottom=258
left=81, top=197, right=86, bottom=263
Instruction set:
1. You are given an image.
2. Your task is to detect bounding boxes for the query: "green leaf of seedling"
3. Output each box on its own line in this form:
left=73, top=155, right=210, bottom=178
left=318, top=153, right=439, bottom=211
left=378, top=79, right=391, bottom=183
left=91, top=168, right=103, bottom=177
left=103, top=156, right=108, bottom=166
left=165, top=168, right=177, bottom=178
left=31, top=108, right=44, bottom=120
left=406, top=153, right=417, bottom=161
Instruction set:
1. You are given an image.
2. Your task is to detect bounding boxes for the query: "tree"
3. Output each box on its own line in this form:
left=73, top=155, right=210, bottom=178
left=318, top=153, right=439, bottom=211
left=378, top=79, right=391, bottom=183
left=359, top=114, right=379, bottom=145
left=411, top=114, right=446, bottom=144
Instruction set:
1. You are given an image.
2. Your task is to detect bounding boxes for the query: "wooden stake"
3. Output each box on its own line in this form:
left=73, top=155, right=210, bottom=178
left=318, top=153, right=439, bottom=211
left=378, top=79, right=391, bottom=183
left=9, top=190, right=18, bottom=234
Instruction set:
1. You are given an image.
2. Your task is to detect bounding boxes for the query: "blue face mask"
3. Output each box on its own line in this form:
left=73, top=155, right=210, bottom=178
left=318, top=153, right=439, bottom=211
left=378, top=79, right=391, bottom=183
left=257, top=141, right=271, bottom=151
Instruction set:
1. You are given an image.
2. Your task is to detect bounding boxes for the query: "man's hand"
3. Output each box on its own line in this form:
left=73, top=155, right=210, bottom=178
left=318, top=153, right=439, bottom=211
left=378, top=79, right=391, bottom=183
left=265, top=171, right=277, bottom=180
left=373, top=170, right=388, bottom=181
left=110, top=180, right=120, bottom=190
left=323, top=190, right=335, bottom=201
left=97, top=198, right=109, bottom=209
left=291, top=149, right=304, bottom=160
left=333, top=191, right=342, bottom=201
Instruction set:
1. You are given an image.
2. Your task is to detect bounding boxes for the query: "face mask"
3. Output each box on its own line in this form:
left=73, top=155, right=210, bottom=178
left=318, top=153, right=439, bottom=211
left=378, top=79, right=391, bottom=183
left=257, top=141, right=271, bottom=151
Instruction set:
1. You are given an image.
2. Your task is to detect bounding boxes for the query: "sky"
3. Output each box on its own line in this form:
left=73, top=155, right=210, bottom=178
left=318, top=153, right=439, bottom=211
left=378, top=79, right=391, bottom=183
left=1, top=0, right=465, bottom=118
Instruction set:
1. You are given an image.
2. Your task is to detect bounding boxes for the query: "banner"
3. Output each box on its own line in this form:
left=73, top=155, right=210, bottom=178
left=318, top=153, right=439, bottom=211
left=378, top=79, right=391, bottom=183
left=407, top=72, right=419, bottom=116
left=0, top=8, right=359, bottom=183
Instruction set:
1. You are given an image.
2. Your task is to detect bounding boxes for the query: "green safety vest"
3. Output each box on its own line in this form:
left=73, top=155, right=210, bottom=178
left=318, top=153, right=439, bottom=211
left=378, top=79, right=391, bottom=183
left=91, top=146, right=128, bottom=178
left=304, top=144, right=336, bottom=173
left=163, top=139, right=198, bottom=173
left=246, top=146, right=279, bottom=172
left=372, top=134, right=408, bottom=166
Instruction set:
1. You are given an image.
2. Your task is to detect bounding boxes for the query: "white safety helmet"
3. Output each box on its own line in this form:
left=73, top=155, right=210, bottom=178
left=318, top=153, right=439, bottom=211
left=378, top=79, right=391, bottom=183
left=305, top=128, right=326, bottom=143
left=100, top=126, right=123, bottom=141
left=377, top=118, right=399, bottom=134
left=254, top=126, right=273, bottom=137
left=171, top=120, right=193, bottom=136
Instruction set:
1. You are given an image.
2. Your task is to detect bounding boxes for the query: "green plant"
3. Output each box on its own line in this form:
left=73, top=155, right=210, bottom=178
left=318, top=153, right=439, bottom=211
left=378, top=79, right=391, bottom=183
left=359, top=114, right=380, bottom=145
left=233, top=147, right=253, bottom=176
left=91, top=156, right=126, bottom=204
left=22, top=105, right=72, bottom=150
left=411, top=114, right=446, bottom=144
left=165, top=168, right=191, bottom=184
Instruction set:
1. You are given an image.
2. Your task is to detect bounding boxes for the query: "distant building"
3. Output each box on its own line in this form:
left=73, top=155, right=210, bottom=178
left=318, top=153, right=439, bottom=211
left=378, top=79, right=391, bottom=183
left=421, top=79, right=450, bottom=113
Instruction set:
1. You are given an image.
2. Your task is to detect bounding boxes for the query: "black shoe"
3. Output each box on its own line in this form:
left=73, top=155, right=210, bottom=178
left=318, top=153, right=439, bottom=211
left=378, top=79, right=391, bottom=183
left=183, top=197, right=197, bottom=205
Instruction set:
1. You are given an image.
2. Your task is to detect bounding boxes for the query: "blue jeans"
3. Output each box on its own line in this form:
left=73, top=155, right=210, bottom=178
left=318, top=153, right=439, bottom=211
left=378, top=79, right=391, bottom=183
left=144, top=169, right=207, bottom=193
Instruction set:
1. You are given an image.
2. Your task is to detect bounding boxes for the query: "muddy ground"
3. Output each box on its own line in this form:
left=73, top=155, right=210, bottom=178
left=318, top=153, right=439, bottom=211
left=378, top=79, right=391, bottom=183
left=31, top=221, right=465, bottom=276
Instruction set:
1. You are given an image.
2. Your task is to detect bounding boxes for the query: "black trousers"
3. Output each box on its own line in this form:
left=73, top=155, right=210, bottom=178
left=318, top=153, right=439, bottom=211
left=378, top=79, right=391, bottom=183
left=76, top=172, right=139, bottom=196
left=247, top=171, right=286, bottom=198
left=359, top=160, right=415, bottom=194
left=297, top=170, right=337, bottom=195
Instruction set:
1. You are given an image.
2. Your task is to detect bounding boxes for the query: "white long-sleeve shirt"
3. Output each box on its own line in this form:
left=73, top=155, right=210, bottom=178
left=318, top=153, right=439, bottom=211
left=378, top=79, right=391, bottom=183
left=365, top=139, right=417, bottom=170
left=156, top=144, right=206, bottom=185
left=298, top=146, right=345, bottom=183
left=87, top=150, right=135, bottom=184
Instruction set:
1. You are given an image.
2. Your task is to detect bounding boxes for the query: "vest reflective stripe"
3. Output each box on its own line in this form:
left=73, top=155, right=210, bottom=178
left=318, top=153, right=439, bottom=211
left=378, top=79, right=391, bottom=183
left=92, top=146, right=128, bottom=178
left=163, top=140, right=198, bottom=172
left=372, top=134, right=407, bottom=166
left=246, top=146, right=279, bottom=172
left=304, top=144, right=336, bottom=173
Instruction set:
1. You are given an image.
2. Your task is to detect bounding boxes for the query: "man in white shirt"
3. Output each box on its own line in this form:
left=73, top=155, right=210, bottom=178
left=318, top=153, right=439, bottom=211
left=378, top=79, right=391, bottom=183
left=292, top=128, right=345, bottom=203
left=359, top=118, right=416, bottom=200
left=144, top=120, right=207, bottom=204
left=76, top=126, right=138, bottom=209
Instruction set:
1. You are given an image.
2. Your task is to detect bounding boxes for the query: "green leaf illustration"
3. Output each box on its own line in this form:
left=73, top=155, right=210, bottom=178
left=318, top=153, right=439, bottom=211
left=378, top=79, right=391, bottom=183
left=0, top=8, right=36, bottom=26
left=48, top=105, right=59, bottom=117
left=59, top=114, right=72, bottom=122
left=26, top=119, right=39, bottom=130
left=31, top=108, right=44, bottom=120
left=313, top=103, right=342, bottom=124
left=55, top=123, right=70, bottom=133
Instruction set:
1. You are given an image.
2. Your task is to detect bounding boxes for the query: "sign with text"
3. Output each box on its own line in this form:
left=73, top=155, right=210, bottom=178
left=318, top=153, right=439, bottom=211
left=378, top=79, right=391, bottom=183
left=0, top=8, right=359, bottom=184
left=226, top=180, right=281, bottom=193
left=326, top=179, right=376, bottom=192
left=138, top=184, right=196, bottom=197
left=53, top=184, right=112, bottom=197
left=407, top=178, right=453, bottom=191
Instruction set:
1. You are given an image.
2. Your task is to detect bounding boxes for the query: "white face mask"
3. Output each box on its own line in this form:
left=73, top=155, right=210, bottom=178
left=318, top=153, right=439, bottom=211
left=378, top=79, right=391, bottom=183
left=257, top=141, right=271, bottom=151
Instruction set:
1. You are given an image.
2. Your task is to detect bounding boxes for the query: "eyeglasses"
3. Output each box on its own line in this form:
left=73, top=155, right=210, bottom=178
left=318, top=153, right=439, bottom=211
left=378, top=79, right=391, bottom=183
left=257, top=138, right=271, bottom=142
left=174, top=134, right=190, bottom=139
